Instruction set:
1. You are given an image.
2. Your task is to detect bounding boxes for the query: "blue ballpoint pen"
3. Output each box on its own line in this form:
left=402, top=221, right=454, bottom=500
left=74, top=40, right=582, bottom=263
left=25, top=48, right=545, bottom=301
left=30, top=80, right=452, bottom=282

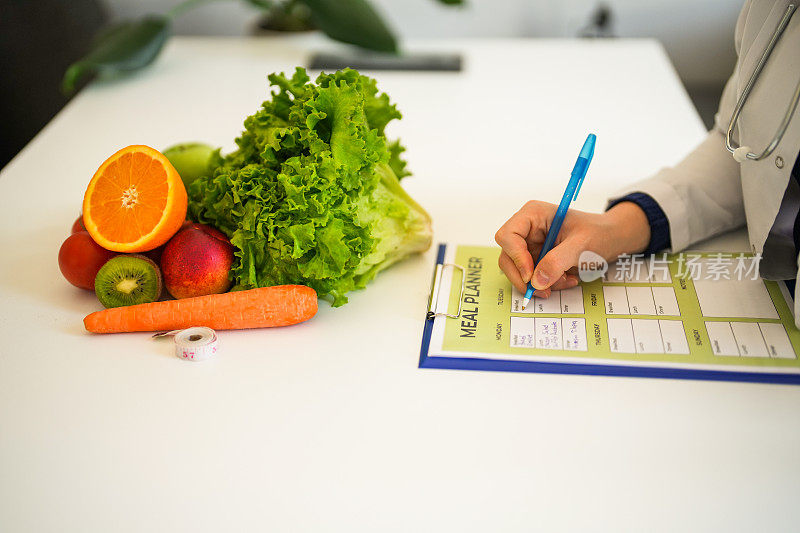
left=521, top=133, right=596, bottom=310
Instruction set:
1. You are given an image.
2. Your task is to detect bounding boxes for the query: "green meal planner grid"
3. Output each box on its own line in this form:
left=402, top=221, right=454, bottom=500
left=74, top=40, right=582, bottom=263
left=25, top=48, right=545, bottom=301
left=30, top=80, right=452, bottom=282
left=441, top=245, right=800, bottom=369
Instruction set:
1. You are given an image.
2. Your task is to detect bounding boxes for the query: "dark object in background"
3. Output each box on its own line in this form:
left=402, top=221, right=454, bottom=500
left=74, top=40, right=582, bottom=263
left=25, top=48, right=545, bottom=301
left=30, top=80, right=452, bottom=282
left=309, top=51, right=462, bottom=72
left=0, top=1, right=106, bottom=170
left=580, top=3, right=615, bottom=38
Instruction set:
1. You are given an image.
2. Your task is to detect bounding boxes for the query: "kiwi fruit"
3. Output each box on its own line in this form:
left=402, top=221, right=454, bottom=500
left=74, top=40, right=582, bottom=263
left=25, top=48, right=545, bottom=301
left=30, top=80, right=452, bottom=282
left=94, top=255, right=163, bottom=308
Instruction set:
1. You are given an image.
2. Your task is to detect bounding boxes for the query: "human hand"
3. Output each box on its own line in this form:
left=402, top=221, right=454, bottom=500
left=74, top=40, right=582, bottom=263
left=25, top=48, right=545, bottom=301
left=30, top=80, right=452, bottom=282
left=494, top=200, right=651, bottom=297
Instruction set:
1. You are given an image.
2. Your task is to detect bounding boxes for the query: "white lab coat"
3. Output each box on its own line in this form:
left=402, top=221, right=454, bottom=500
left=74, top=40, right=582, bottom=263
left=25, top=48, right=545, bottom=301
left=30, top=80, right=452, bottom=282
left=610, top=0, right=800, bottom=324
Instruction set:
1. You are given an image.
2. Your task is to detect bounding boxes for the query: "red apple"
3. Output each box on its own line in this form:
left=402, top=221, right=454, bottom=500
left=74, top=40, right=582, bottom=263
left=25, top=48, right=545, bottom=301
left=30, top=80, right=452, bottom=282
left=160, top=223, right=234, bottom=299
left=144, top=221, right=193, bottom=265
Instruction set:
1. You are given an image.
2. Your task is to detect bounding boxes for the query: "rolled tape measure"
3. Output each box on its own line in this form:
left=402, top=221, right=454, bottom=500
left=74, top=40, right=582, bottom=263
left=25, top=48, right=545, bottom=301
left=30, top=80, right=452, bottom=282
left=173, top=327, right=219, bottom=362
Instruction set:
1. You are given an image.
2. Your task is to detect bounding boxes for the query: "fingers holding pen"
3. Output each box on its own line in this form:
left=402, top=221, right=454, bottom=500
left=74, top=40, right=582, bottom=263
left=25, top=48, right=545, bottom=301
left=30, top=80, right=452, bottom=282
left=531, top=236, right=584, bottom=290
left=549, top=273, right=579, bottom=291
left=498, top=251, right=553, bottom=298
left=494, top=216, right=536, bottom=285
left=498, top=250, right=528, bottom=293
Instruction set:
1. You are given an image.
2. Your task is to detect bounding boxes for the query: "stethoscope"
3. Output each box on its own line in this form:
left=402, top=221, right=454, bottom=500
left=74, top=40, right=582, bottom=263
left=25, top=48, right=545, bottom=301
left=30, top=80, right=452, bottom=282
left=726, top=3, right=800, bottom=163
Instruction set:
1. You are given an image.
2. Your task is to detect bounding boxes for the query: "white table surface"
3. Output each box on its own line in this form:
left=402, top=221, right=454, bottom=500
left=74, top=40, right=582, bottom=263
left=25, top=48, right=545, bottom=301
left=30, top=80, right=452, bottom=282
left=1, top=37, right=798, bottom=532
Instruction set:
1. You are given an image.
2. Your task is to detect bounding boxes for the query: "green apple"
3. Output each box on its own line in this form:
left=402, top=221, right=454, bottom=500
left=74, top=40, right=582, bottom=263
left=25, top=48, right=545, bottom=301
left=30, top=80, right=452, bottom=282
left=163, top=142, right=221, bottom=188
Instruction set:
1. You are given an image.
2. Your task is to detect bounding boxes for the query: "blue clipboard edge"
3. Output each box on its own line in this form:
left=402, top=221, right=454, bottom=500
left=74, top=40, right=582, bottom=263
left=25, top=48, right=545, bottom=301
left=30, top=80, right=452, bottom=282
left=418, top=243, right=800, bottom=385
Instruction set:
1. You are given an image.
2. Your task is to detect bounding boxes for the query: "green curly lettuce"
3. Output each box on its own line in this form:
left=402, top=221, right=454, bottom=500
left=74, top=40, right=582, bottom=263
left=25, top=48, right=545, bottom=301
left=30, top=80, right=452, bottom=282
left=187, top=67, right=432, bottom=306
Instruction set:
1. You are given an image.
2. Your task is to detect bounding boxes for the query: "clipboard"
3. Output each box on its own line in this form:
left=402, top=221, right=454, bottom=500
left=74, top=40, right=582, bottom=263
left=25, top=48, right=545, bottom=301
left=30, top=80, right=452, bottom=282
left=419, top=243, right=800, bottom=384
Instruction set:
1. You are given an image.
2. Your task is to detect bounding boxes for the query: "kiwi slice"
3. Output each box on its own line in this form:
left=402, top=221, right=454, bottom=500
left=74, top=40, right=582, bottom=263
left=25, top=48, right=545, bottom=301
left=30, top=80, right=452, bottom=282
left=94, top=255, right=163, bottom=308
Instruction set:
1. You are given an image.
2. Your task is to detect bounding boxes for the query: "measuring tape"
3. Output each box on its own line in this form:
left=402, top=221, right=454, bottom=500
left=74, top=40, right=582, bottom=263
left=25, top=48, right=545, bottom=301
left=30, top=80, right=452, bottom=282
left=154, top=327, right=219, bottom=361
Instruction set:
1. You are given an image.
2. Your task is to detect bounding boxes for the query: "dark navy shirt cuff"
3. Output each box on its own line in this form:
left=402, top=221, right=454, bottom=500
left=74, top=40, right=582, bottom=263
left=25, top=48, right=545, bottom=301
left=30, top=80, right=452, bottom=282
left=607, top=192, right=671, bottom=255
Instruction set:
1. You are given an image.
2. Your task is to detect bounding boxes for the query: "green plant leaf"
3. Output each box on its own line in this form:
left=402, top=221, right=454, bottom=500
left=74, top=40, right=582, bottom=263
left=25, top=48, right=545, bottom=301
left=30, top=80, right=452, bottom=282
left=62, top=15, right=171, bottom=95
left=244, top=0, right=274, bottom=9
left=300, top=0, right=398, bottom=53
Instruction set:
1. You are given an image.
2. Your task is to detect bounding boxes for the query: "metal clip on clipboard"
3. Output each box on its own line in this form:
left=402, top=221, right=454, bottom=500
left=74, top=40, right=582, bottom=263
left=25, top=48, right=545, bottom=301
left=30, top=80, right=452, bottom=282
left=426, top=263, right=465, bottom=320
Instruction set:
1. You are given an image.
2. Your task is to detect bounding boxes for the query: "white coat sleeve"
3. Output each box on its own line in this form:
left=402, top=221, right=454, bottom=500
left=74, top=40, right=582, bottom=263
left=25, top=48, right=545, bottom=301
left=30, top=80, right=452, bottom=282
left=607, top=3, right=749, bottom=252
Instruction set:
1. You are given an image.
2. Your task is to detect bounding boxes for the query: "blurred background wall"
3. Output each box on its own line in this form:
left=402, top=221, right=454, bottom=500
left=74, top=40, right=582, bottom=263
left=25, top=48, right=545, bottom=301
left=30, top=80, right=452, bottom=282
left=2, top=0, right=743, bottom=170
left=104, top=0, right=741, bottom=89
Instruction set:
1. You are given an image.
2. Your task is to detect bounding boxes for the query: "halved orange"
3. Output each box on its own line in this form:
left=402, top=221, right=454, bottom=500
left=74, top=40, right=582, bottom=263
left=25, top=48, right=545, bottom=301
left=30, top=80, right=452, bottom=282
left=83, top=145, right=188, bottom=253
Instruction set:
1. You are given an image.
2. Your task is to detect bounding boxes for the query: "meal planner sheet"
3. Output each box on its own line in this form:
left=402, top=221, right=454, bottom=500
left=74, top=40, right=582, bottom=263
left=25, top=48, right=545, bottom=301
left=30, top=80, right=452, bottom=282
left=422, top=244, right=800, bottom=380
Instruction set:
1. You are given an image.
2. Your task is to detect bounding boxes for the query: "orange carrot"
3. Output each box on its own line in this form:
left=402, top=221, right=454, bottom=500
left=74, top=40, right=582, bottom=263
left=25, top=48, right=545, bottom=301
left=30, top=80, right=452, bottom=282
left=84, top=285, right=317, bottom=334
